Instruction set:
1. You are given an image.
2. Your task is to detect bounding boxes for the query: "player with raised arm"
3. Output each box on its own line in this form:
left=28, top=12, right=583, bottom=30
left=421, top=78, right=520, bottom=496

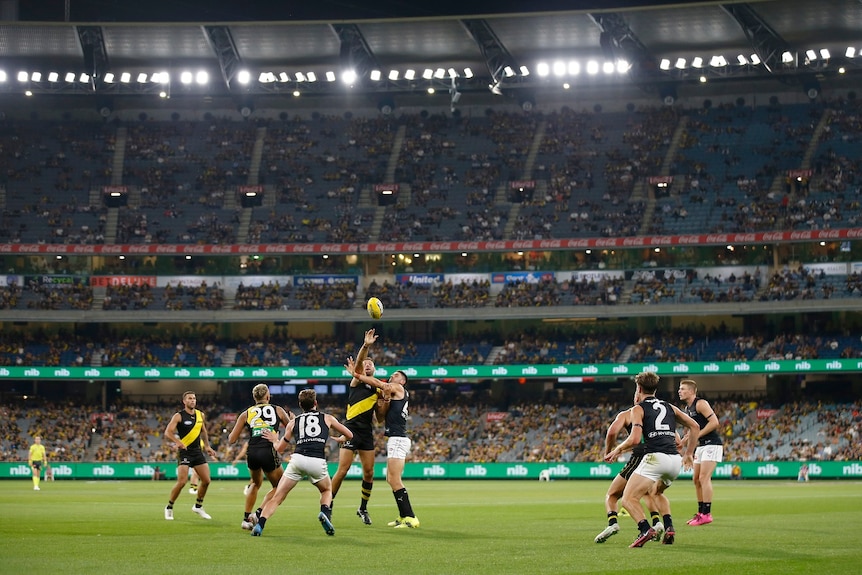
left=330, top=328, right=393, bottom=525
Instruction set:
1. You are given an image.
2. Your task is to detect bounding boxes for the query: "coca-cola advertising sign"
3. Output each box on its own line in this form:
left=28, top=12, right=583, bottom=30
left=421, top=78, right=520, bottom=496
left=2, top=228, right=862, bottom=256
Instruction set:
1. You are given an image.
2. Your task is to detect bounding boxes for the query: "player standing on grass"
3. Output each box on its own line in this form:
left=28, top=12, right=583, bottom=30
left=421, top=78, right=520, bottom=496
left=228, top=383, right=294, bottom=530
left=163, top=391, right=217, bottom=521
left=351, top=363, right=419, bottom=528
left=330, top=328, right=393, bottom=525
left=605, top=371, right=699, bottom=548
left=595, top=388, right=663, bottom=543
left=28, top=435, right=47, bottom=491
left=678, top=379, right=723, bottom=526
left=251, top=389, right=352, bottom=537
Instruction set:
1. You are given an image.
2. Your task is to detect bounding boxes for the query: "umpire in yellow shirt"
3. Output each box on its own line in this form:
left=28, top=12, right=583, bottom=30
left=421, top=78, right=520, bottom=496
left=29, top=436, right=47, bottom=491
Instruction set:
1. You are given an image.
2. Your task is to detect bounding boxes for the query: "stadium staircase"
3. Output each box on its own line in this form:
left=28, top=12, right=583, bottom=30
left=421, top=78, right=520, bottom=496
left=501, top=119, right=546, bottom=237
left=484, top=346, right=506, bottom=364
left=104, top=209, right=119, bottom=244
left=220, top=348, right=237, bottom=366
left=236, top=126, right=268, bottom=242
left=111, top=126, right=128, bottom=186
left=616, top=343, right=638, bottom=363
left=385, top=124, right=407, bottom=182
left=90, top=286, right=107, bottom=311
left=100, top=126, right=129, bottom=244
left=637, top=114, right=689, bottom=235
left=365, top=124, right=408, bottom=240
left=801, top=108, right=833, bottom=168
left=247, top=126, right=267, bottom=186
left=500, top=182, right=518, bottom=237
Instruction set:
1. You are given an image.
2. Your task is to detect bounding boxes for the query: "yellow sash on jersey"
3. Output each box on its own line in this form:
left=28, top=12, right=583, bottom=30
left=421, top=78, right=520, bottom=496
left=346, top=394, right=377, bottom=420
left=180, top=409, right=204, bottom=448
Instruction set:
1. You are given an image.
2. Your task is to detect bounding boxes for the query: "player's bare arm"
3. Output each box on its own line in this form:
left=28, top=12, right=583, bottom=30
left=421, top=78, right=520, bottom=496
left=228, top=409, right=249, bottom=444
left=326, top=414, right=353, bottom=443
left=697, top=399, right=720, bottom=438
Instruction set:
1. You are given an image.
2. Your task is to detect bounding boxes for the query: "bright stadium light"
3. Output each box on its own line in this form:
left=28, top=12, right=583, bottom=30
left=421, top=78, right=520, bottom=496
left=341, top=69, right=357, bottom=84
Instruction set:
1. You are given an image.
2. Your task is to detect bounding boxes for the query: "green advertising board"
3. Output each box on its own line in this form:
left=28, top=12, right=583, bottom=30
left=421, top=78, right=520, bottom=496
left=0, top=359, right=860, bottom=380
left=2, top=461, right=861, bottom=480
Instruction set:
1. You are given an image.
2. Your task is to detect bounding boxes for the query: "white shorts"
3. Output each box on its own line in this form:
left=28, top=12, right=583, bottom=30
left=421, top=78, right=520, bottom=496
left=694, top=444, right=724, bottom=464
left=386, top=436, right=412, bottom=460
left=283, top=453, right=329, bottom=483
left=634, top=452, right=683, bottom=487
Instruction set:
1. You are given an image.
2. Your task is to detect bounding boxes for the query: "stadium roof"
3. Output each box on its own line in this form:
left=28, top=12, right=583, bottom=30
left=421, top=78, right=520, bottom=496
left=1, top=0, right=861, bottom=104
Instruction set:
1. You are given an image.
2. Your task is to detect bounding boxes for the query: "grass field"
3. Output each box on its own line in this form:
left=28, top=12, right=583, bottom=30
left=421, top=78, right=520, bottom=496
left=1, top=478, right=859, bottom=575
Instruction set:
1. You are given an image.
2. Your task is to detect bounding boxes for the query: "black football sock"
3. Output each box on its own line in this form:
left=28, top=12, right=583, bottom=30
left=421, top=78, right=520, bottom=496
left=359, top=480, right=373, bottom=510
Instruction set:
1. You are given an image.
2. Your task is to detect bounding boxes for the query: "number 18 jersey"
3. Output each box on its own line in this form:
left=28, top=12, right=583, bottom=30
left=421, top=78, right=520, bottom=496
left=293, top=411, right=330, bottom=459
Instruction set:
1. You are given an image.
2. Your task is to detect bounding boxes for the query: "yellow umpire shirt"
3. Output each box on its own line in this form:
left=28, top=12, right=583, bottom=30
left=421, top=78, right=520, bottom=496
left=29, top=443, right=46, bottom=464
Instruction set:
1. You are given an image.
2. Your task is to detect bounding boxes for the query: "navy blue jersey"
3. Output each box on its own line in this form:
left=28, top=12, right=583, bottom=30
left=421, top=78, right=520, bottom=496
left=385, top=389, right=409, bottom=438
left=293, top=411, right=330, bottom=459
left=639, top=397, right=679, bottom=455
left=685, top=397, right=723, bottom=446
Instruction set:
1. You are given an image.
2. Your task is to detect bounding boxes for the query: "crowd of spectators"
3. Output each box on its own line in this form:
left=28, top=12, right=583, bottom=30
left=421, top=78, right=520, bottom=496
left=3, top=99, right=861, bottom=248
left=101, top=282, right=225, bottom=311
left=4, top=396, right=860, bottom=465
left=1, top=327, right=861, bottom=368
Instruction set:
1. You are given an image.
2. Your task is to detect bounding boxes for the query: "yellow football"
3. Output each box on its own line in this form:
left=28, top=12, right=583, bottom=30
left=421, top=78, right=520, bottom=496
left=366, top=297, right=384, bottom=319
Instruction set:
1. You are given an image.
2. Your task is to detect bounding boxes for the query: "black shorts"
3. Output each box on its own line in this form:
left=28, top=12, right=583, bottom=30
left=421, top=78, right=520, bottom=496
left=618, top=452, right=645, bottom=481
left=31, top=461, right=43, bottom=470
left=247, top=445, right=282, bottom=473
left=342, top=427, right=375, bottom=451
left=178, top=449, right=207, bottom=468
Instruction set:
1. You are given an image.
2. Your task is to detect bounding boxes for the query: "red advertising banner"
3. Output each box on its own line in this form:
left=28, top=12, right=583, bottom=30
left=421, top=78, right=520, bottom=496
left=648, top=176, right=674, bottom=185
left=756, top=409, right=778, bottom=419
left=486, top=412, right=509, bottom=422
left=786, top=169, right=812, bottom=179
left=102, top=186, right=127, bottom=194
left=510, top=180, right=535, bottom=189
left=90, top=276, right=158, bottom=287
left=1, top=228, right=861, bottom=255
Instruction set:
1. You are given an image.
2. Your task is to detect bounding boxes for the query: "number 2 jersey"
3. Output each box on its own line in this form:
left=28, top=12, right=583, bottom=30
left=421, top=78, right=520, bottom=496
left=639, top=397, right=679, bottom=455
